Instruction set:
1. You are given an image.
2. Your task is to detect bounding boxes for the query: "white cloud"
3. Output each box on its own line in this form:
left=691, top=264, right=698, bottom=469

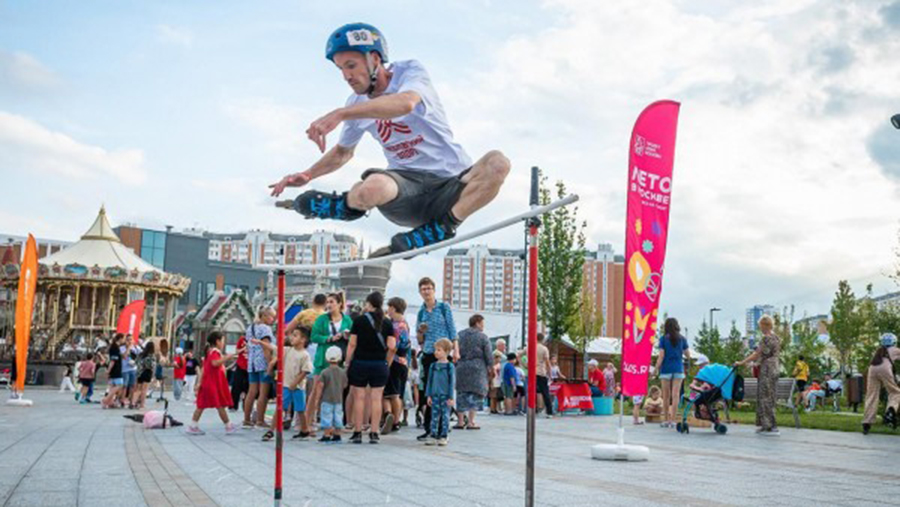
left=156, top=24, right=194, bottom=48
left=436, top=0, right=900, bottom=327
left=0, top=50, right=60, bottom=91
left=0, top=111, right=148, bottom=185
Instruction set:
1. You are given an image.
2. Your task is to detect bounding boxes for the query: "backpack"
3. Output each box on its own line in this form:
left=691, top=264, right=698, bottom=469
left=365, top=313, right=388, bottom=350
left=732, top=374, right=745, bottom=402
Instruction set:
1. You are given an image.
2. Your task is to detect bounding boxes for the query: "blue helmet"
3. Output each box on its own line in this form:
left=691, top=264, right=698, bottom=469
left=882, top=333, right=898, bottom=347
left=325, top=23, right=388, bottom=63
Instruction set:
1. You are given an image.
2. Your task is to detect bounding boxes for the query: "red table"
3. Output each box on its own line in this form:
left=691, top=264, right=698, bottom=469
left=550, top=381, right=594, bottom=412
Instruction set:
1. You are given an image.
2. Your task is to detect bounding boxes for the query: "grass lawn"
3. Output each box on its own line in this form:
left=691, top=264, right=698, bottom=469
left=725, top=405, right=900, bottom=436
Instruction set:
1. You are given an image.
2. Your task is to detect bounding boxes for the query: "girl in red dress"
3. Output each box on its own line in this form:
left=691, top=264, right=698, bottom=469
left=186, top=332, right=245, bottom=435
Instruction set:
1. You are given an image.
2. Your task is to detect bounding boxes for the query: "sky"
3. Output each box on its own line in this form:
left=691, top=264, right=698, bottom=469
left=2, top=0, right=899, bottom=338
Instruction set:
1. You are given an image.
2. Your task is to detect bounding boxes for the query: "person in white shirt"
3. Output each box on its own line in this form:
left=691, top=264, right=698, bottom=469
left=270, top=23, right=510, bottom=256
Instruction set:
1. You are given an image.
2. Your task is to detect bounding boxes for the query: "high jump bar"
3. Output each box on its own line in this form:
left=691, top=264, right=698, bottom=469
left=257, top=193, right=579, bottom=271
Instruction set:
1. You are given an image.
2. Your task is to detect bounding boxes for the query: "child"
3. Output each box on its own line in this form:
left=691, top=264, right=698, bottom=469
left=285, top=328, right=313, bottom=440
left=78, top=353, right=96, bottom=404
left=183, top=350, right=198, bottom=403
left=384, top=297, right=410, bottom=433
left=515, top=358, right=526, bottom=415
left=425, top=338, right=456, bottom=446
left=489, top=352, right=503, bottom=414
left=134, top=341, right=156, bottom=409
left=59, top=362, right=76, bottom=393
left=643, top=385, right=664, bottom=422
left=186, top=332, right=244, bottom=435
left=318, top=346, right=348, bottom=443
left=550, top=355, right=565, bottom=382
left=102, top=334, right=126, bottom=409
left=172, top=348, right=186, bottom=401
left=502, top=353, right=518, bottom=415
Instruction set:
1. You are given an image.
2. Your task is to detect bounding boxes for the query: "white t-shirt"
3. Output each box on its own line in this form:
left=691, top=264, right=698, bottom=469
left=338, top=60, right=472, bottom=177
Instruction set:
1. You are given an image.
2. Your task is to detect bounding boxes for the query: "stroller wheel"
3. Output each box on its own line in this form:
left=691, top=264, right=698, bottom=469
left=714, top=423, right=728, bottom=435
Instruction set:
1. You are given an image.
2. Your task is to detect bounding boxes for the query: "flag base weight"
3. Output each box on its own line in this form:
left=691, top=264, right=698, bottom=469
left=6, top=398, right=33, bottom=407
left=591, top=428, right=649, bottom=462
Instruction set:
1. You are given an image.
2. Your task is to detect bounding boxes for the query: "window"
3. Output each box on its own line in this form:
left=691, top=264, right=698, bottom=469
left=140, top=230, right=167, bottom=269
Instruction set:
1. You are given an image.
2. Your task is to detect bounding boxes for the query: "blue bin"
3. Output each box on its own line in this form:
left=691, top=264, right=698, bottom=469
left=592, top=396, right=614, bottom=415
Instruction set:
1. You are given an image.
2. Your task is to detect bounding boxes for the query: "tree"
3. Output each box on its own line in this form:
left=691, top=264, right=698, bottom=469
left=854, top=284, right=882, bottom=375
left=694, top=320, right=723, bottom=364
left=782, top=318, right=827, bottom=380
left=829, top=280, right=859, bottom=376
left=536, top=176, right=586, bottom=347
left=568, top=287, right=604, bottom=379
left=720, top=320, right=746, bottom=367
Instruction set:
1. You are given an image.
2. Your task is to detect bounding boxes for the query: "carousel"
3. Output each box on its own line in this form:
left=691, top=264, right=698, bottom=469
left=0, top=207, right=190, bottom=362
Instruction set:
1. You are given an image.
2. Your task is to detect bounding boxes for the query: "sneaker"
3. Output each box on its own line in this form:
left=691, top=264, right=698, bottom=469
left=242, top=422, right=254, bottom=430
left=437, top=438, right=448, bottom=446
left=416, top=432, right=431, bottom=442
left=225, top=423, right=239, bottom=435
left=425, top=437, right=438, bottom=446
left=369, top=432, right=380, bottom=444
left=331, top=435, right=342, bottom=444
left=318, top=435, right=333, bottom=443
left=185, top=426, right=205, bottom=436
left=292, top=431, right=311, bottom=441
left=760, top=429, right=780, bottom=437
left=392, top=423, right=402, bottom=433
left=349, top=432, right=363, bottom=444
left=74, top=393, right=80, bottom=401
left=863, top=423, right=871, bottom=435
left=292, top=190, right=365, bottom=221
left=380, top=414, right=394, bottom=435
left=386, top=218, right=457, bottom=255
left=886, top=407, right=898, bottom=429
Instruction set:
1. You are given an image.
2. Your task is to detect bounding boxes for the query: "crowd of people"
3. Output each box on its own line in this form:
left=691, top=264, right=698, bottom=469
left=55, top=297, right=900, bottom=440
left=182, top=276, right=562, bottom=446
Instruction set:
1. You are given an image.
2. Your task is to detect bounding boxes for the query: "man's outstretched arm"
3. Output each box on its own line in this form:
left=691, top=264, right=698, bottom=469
left=269, top=144, right=355, bottom=197
left=305, top=91, right=422, bottom=152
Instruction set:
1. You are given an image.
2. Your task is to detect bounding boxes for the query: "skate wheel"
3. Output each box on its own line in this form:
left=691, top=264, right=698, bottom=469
left=715, top=423, right=728, bottom=435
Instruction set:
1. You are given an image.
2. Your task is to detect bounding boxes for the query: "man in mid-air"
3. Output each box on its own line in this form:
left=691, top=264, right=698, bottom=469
left=270, top=22, right=510, bottom=256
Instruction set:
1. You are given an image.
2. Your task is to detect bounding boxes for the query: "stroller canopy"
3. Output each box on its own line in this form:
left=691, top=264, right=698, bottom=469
left=695, top=363, right=736, bottom=400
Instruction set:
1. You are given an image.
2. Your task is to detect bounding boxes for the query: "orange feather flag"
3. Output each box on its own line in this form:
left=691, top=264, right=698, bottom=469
left=14, top=235, right=38, bottom=392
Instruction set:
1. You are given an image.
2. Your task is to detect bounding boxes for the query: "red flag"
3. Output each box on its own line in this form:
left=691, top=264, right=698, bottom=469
left=117, top=300, right=146, bottom=344
left=14, top=235, right=38, bottom=392
left=621, top=101, right=680, bottom=396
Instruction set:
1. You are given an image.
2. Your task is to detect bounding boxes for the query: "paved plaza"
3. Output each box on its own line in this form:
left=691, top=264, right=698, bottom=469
left=1, top=388, right=899, bottom=506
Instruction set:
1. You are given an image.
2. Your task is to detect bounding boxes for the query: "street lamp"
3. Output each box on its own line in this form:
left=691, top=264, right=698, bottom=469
left=709, top=307, right=721, bottom=329
left=892, top=114, right=900, bottom=130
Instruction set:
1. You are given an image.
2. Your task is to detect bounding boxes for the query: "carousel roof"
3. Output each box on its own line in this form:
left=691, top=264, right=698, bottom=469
left=40, top=207, right=161, bottom=273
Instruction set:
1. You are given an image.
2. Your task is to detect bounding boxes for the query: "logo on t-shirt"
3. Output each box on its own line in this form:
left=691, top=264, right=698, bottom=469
left=376, top=119, right=411, bottom=143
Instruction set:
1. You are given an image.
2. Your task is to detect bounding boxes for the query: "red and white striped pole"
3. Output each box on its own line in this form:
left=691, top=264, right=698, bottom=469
left=274, top=270, right=285, bottom=506
left=525, top=166, right=540, bottom=507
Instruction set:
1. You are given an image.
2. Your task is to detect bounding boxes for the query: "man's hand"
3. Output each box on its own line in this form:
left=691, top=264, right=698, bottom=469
left=269, top=171, right=312, bottom=197
left=427, top=396, right=432, bottom=407
left=306, top=109, right=345, bottom=153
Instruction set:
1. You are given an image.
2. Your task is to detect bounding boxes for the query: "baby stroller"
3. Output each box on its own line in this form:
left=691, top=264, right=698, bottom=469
left=676, top=364, right=740, bottom=435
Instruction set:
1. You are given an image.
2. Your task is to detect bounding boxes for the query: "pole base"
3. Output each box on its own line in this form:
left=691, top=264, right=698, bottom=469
left=6, top=398, right=33, bottom=407
left=590, top=443, right=650, bottom=462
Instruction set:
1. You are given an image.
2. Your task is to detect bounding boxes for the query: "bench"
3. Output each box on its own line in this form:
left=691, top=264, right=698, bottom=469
left=742, top=377, right=801, bottom=428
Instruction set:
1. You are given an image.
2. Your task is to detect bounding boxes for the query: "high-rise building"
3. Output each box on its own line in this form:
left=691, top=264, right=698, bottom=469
left=582, top=243, right=625, bottom=338
left=746, top=304, right=776, bottom=336
left=205, top=230, right=359, bottom=275
left=442, top=243, right=626, bottom=338
left=443, top=246, right=524, bottom=313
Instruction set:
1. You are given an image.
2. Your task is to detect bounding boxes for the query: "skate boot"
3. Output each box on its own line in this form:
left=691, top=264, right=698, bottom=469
left=281, top=190, right=365, bottom=221
left=375, top=217, right=457, bottom=257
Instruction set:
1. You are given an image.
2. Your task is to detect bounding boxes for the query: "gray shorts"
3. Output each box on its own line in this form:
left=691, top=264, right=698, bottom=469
left=361, top=168, right=469, bottom=228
